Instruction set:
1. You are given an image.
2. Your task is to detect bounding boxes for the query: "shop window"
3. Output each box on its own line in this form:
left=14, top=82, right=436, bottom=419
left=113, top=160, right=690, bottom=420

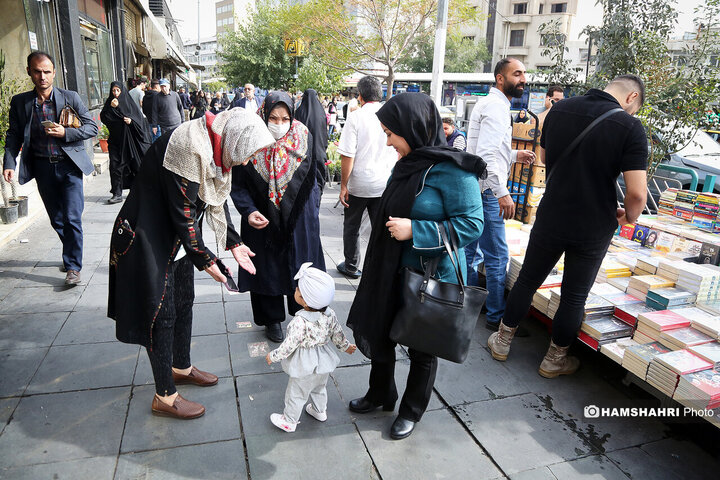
left=80, top=21, right=114, bottom=109
left=551, top=3, right=567, bottom=13
left=513, top=3, right=527, bottom=14
left=21, top=0, right=64, bottom=87
left=78, top=0, right=106, bottom=26
left=509, top=30, right=524, bottom=47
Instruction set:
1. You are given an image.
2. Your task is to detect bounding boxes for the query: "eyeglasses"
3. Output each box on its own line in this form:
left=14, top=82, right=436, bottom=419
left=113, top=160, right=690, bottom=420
left=244, top=87, right=252, bottom=91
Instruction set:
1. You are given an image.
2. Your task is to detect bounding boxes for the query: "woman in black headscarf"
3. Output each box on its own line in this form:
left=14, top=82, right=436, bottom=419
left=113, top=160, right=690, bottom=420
left=100, top=81, right=151, bottom=203
left=230, top=91, right=326, bottom=343
left=295, top=88, right=328, bottom=191
left=346, top=93, right=486, bottom=440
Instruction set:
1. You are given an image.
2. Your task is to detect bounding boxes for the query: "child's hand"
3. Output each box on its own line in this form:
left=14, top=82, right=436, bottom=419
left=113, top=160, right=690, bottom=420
left=265, top=353, right=272, bottom=365
left=345, top=344, right=357, bottom=354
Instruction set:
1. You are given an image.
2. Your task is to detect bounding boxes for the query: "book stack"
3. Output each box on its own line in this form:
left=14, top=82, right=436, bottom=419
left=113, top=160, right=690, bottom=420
left=622, top=342, right=673, bottom=379
left=659, top=327, right=715, bottom=351
left=676, top=265, right=720, bottom=303
left=635, top=256, right=661, bottom=275
left=673, top=191, right=699, bottom=221
left=596, top=261, right=632, bottom=283
left=539, top=274, right=563, bottom=289
left=591, top=283, right=625, bottom=298
left=627, top=275, right=675, bottom=301
left=607, top=276, right=632, bottom=292
left=647, top=350, right=712, bottom=397
left=658, top=188, right=678, bottom=216
left=673, top=306, right=720, bottom=325
left=688, top=342, right=720, bottom=369
left=691, top=315, right=720, bottom=340
left=614, top=303, right=657, bottom=328
left=656, top=259, right=689, bottom=282
left=697, top=300, right=720, bottom=316
left=674, top=368, right=720, bottom=410
left=600, top=337, right=639, bottom=364
left=506, top=256, right=524, bottom=289
left=635, top=310, right=691, bottom=343
left=581, top=316, right=634, bottom=343
left=583, top=295, right=616, bottom=320
left=645, top=287, right=696, bottom=310
left=611, top=236, right=641, bottom=250
left=692, top=193, right=720, bottom=230
left=532, top=289, right=552, bottom=316
left=605, top=292, right=643, bottom=308
left=547, top=288, right=562, bottom=318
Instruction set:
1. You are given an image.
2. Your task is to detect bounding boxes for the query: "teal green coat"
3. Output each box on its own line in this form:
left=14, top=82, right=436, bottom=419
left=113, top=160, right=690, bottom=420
left=401, top=161, right=484, bottom=283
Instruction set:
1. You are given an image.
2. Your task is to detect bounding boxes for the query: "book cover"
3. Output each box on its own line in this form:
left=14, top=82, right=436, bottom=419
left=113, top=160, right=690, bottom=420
left=688, top=342, right=720, bottom=367
left=620, top=224, right=636, bottom=240
left=637, top=310, right=692, bottom=331
left=583, top=317, right=634, bottom=340
left=632, top=225, right=650, bottom=244
left=698, top=242, right=720, bottom=266
left=625, top=342, right=673, bottom=363
left=644, top=229, right=660, bottom=248
left=655, top=350, right=713, bottom=374
left=656, top=232, right=679, bottom=253
left=660, top=327, right=715, bottom=348
left=681, top=368, right=720, bottom=399
left=577, top=330, right=600, bottom=351
left=605, top=293, right=643, bottom=307
left=615, top=303, right=657, bottom=326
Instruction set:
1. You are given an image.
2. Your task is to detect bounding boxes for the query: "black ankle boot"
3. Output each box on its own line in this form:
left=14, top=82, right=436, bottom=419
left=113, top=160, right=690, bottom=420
left=348, top=397, right=395, bottom=414
left=390, top=416, right=416, bottom=440
left=265, top=323, right=284, bottom=343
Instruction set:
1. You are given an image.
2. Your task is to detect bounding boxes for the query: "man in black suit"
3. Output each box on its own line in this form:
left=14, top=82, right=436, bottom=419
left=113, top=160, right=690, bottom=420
left=2, top=51, right=98, bottom=285
left=230, top=83, right=262, bottom=111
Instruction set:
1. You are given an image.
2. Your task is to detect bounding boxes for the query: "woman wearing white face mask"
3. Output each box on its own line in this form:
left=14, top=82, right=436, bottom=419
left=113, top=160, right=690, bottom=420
left=230, top=91, right=326, bottom=343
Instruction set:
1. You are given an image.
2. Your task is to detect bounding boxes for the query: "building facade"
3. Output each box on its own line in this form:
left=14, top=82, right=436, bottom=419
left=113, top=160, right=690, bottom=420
left=183, top=36, right=221, bottom=82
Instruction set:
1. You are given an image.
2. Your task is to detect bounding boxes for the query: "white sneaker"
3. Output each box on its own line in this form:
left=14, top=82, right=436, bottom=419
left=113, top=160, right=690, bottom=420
left=305, top=403, right=327, bottom=422
left=270, top=413, right=297, bottom=432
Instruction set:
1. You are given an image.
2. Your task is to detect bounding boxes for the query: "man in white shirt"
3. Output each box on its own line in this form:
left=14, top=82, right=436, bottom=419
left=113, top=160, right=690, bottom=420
left=336, top=76, right=397, bottom=278
left=129, top=76, right=146, bottom=110
left=466, top=58, right=535, bottom=332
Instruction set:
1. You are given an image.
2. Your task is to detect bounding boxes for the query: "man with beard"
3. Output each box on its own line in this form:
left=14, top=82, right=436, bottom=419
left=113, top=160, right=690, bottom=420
left=466, top=58, right=535, bottom=333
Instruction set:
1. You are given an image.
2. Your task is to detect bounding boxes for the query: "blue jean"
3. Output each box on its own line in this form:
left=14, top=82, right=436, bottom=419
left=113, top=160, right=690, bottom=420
left=33, top=156, right=84, bottom=271
left=151, top=125, right=162, bottom=143
left=464, top=239, right=483, bottom=287
left=477, top=189, right=508, bottom=324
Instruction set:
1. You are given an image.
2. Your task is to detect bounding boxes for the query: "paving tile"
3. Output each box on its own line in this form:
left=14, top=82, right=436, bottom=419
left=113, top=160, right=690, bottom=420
left=89, top=262, right=110, bottom=285
left=223, top=300, right=264, bottom=333
left=134, top=334, right=232, bottom=385
left=546, top=455, right=630, bottom=479
left=0, top=397, right=21, bottom=433
left=0, top=456, right=116, bottom=480
left=455, top=394, right=597, bottom=474
left=0, top=347, right=48, bottom=397
left=115, top=440, right=246, bottom=480
left=0, top=285, right=84, bottom=314
left=356, top=408, right=503, bottom=480
left=509, top=466, right=557, bottom=480
left=235, top=371, right=353, bottom=437
left=0, top=387, right=130, bottom=468
left=16, top=266, right=69, bottom=287
left=73, top=283, right=111, bottom=311
left=229, top=330, right=284, bottom=376
left=222, top=287, right=252, bottom=302
left=331, top=363, right=444, bottom=417
left=0, top=312, right=68, bottom=350
left=54, top=309, right=116, bottom=345
left=607, top=438, right=720, bottom=480
left=245, top=424, right=377, bottom=480
left=26, top=342, right=138, bottom=394
left=193, top=278, right=224, bottom=304
left=121, top=378, right=240, bottom=453
left=191, top=301, right=226, bottom=336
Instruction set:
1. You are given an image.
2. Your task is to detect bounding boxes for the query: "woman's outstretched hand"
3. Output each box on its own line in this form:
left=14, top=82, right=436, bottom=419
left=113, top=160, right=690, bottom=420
left=386, top=216, right=412, bottom=241
left=232, top=244, right=257, bottom=275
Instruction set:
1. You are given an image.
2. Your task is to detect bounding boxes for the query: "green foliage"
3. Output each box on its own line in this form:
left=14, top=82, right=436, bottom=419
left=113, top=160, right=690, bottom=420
left=294, top=56, right=347, bottom=96
left=219, top=8, right=296, bottom=90
left=0, top=50, right=30, bottom=156
left=397, top=31, right=491, bottom=73
left=584, top=0, right=720, bottom=179
left=202, top=80, right=229, bottom=93
left=98, top=124, right=110, bottom=140
left=537, top=19, right=583, bottom=88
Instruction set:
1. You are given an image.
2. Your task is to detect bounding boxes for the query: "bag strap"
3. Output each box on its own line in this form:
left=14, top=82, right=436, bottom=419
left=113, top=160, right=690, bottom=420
left=545, top=107, right=623, bottom=184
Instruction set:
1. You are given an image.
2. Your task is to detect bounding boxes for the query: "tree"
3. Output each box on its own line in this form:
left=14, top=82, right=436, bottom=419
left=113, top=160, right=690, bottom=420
left=218, top=8, right=295, bottom=90
left=282, top=0, right=477, bottom=97
left=203, top=80, right=229, bottom=93
left=397, top=31, right=490, bottom=73
left=585, top=0, right=720, bottom=180
left=536, top=19, right=583, bottom=88
left=294, top=56, right=347, bottom=95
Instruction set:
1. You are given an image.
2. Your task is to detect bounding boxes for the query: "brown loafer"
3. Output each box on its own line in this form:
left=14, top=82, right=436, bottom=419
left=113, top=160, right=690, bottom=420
left=172, top=366, right=219, bottom=387
left=151, top=394, right=205, bottom=419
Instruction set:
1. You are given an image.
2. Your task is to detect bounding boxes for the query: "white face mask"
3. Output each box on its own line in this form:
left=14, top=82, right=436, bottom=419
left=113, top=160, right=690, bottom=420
left=268, top=122, right=290, bottom=140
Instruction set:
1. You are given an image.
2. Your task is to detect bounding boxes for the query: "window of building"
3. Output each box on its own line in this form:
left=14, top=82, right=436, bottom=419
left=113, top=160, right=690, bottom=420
left=539, top=4, right=544, bottom=14
left=551, top=3, right=567, bottom=13
left=217, top=19, right=222, bottom=27
left=513, top=3, right=527, bottom=14
left=509, top=29, right=524, bottom=47
left=78, top=0, right=106, bottom=26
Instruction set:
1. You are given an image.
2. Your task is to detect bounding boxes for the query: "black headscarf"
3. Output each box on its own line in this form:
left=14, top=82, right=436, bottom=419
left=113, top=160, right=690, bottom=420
left=261, top=91, right=295, bottom=124
left=100, top=81, right=151, bottom=186
left=294, top=89, right=328, bottom=190
left=347, top=92, right=486, bottom=361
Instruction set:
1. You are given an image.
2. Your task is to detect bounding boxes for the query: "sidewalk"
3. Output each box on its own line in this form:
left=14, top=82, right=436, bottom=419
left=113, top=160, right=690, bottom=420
left=0, top=168, right=718, bottom=479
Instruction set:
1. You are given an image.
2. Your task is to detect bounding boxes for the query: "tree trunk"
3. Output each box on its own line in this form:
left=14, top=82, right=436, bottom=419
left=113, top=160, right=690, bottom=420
left=386, top=66, right=395, bottom=100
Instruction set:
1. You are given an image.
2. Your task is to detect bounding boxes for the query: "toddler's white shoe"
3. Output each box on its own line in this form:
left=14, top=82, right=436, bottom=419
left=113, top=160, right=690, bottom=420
left=305, top=403, right=327, bottom=422
left=270, top=413, right=297, bottom=432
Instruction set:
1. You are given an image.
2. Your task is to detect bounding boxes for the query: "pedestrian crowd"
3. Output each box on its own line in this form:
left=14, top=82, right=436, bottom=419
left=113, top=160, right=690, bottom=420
left=3, top=51, right=647, bottom=441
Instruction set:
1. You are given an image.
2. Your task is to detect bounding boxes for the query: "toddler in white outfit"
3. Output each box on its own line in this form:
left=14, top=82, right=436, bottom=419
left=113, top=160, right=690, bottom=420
left=265, top=262, right=356, bottom=432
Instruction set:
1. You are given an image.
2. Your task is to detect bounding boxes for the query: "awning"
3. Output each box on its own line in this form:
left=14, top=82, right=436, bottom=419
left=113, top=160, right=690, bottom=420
left=176, top=68, right=198, bottom=89
left=134, top=1, right=194, bottom=72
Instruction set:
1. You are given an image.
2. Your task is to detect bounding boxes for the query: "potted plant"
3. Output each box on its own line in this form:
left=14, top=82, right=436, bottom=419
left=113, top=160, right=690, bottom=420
left=98, top=124, right=110, bottom=152
left=0, top=176, right=18, bottom=224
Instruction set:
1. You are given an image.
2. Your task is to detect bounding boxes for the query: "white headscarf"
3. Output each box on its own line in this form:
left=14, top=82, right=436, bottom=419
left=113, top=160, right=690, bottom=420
left=163, top=108, right=274, bottom=248
left=294, top=262, right=335, bottom=310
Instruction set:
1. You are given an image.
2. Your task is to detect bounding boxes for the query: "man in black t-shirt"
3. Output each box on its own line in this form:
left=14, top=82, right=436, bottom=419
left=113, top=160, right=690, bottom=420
left=488, top=75, right=648, bottom=378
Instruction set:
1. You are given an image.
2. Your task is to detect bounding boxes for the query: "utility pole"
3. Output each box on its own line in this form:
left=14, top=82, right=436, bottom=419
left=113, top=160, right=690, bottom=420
left=197, top=0, right=202, bottom=90
left=430, top=0, right=449, bottom=106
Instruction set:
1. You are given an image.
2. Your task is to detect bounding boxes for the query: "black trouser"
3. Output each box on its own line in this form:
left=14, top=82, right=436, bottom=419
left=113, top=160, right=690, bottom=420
left=366, top=347, right=438, bottom=422
left=503, top=229, right=612, bottom=346
left=147, top=257, right=195, bottom=396
left=250, top=292, right=302, bottom=326
left=343, top=195, right=381, bottom=271
left=108, top=143, right=123, bottom=196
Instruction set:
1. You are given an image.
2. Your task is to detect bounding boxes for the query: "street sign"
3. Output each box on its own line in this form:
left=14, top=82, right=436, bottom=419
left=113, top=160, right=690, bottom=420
left=284, top=38, right=307, bottom=57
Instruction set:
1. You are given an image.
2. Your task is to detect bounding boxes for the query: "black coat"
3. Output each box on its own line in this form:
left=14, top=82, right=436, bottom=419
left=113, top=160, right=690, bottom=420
left=108, top=133, right=240, bottom=348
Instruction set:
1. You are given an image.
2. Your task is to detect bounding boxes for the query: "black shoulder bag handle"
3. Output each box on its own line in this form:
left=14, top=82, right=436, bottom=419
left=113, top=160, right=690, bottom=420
left=544, top=107, right=624, bottom=185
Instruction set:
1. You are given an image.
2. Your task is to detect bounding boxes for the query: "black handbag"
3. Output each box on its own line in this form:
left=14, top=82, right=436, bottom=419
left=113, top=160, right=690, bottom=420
left=390, top=223, right=488, bottom=363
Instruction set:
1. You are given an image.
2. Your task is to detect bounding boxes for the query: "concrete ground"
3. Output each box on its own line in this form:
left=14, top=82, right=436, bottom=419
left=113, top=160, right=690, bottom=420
left=0, top=168, right=719, bottom=479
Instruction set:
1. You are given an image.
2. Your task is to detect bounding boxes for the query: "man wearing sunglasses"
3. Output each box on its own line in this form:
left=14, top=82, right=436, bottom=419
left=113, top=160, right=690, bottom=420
left=231, top=83, right=262, bottom=111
